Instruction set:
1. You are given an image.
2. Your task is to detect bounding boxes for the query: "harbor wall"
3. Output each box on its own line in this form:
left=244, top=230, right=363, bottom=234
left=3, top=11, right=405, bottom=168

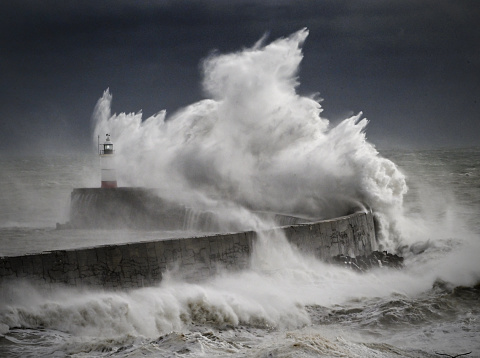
left=0, top=212, right=376, bottom=289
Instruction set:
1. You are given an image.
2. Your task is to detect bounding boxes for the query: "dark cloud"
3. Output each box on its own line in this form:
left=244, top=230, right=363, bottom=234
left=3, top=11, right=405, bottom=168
left=1, top=0, right=479, bottom=153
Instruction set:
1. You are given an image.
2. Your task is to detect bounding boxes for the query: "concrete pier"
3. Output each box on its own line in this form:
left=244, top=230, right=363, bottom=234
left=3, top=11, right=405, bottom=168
left=0, top=211, right=376, bottom=289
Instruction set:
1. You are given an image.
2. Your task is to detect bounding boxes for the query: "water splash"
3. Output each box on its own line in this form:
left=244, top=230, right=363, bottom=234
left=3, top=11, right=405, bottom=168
left=92, top=28, right=408, bottom=250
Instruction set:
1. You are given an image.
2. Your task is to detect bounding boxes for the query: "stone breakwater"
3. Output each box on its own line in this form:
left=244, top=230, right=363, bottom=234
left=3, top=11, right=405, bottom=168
left=0, top=212, right=376, bottom=289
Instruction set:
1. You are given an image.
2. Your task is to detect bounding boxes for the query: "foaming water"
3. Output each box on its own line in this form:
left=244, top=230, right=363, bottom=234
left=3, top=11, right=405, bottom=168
left=1, top=226, right=479, bottom=357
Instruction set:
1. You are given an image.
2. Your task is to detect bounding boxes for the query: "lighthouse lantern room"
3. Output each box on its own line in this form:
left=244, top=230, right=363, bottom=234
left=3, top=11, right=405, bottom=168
left=99, top=134, right=117, bottom=188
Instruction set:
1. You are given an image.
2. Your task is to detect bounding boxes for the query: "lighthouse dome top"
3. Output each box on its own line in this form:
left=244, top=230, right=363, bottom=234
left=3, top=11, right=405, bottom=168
left=101, top=134, right=114, bottom=155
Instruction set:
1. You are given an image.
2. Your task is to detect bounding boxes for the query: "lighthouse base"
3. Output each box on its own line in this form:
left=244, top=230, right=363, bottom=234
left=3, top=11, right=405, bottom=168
left=101, top=181, right=117, bottom=188
left=69, top=188, right=184, bottom=230
left=66, top=187, right=310, bottom=231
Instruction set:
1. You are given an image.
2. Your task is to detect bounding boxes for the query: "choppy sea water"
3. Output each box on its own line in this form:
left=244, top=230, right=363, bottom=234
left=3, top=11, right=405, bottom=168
left=0, top=147, right=479, bottom=358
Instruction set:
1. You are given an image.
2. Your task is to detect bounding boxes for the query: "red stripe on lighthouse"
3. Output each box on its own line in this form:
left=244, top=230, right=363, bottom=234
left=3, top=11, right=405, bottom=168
left=101, top=181, right=117, bottom=188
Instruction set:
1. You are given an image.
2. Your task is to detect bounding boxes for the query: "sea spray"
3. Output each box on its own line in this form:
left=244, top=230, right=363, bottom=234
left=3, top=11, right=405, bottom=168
left=92, top=28, right=408, bottom=250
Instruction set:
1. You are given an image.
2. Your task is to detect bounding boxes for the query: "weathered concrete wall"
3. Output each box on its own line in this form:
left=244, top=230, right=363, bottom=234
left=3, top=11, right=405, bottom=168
left=284, top=211, right=376, bottom=260
left=0, top=212, right=376, bottom=289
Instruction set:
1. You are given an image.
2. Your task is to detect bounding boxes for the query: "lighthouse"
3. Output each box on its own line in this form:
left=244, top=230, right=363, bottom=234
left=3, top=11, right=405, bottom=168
left=99, top=134, right=117, bottom=188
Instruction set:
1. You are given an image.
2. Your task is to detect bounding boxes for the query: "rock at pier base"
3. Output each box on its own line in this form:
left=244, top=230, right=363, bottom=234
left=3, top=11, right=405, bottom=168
left=330, top=251, right=404, bottom=272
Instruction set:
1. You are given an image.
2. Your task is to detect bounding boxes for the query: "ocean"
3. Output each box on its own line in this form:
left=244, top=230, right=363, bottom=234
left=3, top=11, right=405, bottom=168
left=0, top=147, right=479, bottom=358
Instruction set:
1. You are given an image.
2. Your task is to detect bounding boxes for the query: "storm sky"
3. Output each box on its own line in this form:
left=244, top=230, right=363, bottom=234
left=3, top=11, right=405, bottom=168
left=1, top=0, right=479, bottom=153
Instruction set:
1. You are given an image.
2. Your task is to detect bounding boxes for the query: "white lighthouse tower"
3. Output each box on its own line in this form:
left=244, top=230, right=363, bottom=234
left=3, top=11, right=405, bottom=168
left=99, top=134, right=117, bottom=188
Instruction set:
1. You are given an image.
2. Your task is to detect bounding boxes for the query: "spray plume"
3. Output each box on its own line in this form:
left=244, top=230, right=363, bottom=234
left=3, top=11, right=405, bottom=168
left=92, top=28, right=407, bottom=250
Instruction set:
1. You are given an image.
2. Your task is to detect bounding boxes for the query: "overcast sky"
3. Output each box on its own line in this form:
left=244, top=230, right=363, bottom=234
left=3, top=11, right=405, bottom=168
left=1, top=0, right=479, bottom=153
